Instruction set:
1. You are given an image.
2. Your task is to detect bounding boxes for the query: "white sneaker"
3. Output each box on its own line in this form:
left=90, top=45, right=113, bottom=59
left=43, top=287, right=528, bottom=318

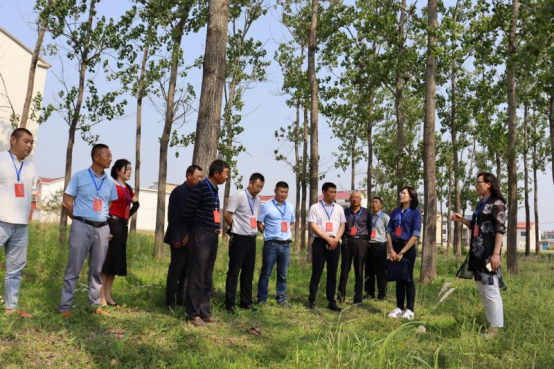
left=401, top=309, right=414, bottom=320
left=388, top=308, right=404, bottom=318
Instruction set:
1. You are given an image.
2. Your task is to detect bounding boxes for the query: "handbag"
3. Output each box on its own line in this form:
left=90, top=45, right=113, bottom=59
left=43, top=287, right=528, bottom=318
left=386, top=258, right=411, bottom=282
left=455, top=254, right=474, bottom=280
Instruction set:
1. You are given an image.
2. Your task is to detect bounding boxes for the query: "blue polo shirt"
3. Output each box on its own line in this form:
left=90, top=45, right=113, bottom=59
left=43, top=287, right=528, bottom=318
left=65, top=168, right=118, bottom=222
left=387, top=207, right=422, bottom=241
left=258, top=199, right=296, bottom=241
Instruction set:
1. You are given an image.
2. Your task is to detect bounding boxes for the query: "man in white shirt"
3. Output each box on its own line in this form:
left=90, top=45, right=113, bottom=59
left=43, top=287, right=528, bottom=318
left=0, top=128, right=38, bottom=318
left=308, top=182, right=346, bottom=312
left=224, top=173, right=265, bottom=314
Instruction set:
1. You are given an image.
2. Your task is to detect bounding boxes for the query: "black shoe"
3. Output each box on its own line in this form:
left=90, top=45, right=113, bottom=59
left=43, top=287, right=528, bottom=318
left=239, top=304, right=258, bottom=312
left=328, top=303, right=342, bottom=312
left=277, top=300, right=291, bottom=308
left=308, top=302, right=316, bottom=310
left=226, top=306, right=237, bottom=314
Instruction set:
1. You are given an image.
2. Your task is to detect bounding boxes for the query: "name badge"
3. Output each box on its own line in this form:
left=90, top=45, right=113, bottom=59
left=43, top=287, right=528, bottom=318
left=350, top=226, right=357, bottom=236
left=214, top=210, right=221, bottom=224
left=394, top=226, right=402, bottom=237
left=250, top=217, right=257, bottom=228
left=473, top=224, right=479, bottom=238
left=281, top=222, right=288, bottom=232
left=14, top=183, right=25, bottom=197
left=325, top=222, right=333, bottom=233
left=93, top=198, right=103, bottom=211
left=371, top=229, right=376, bottom=239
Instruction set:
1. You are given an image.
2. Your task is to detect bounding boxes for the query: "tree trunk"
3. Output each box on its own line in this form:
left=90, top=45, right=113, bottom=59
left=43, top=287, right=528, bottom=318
left=307, top=0, right=319, bottom=263
left=366, top=89, right=375, bottom=208
left=20, top=0, right=52, bottom=128
left=153, top=23, right=185, bottom=259
left=505, top=0, right=519, bottom=273
left=221, top=79, right=238, bottom=238
left=294, top=104, right=301, bottom=253
left=523, top=103, right=530, bottom=256
left=192, top=0, right=230, bottom=171
left=394, top=0, right=407, bottom=202
left=58, top=0, right=96, bottom=243
left=301, top=105, right=309, bottom=251
left=550, top=92, right=554, bottom=185
left=350, top=138, right=355, bottom=191
left=532, top=140, right=540, bottom=255
left=446, top=163, right=453, bottom=251
left=495, top=151, right=502, bottom=184
left=440, top=202, right=444, bottom=248
left=222, top=171, right=232, bottom=237
left=130, top=37, right=151, bottom=233
left=420, top=0, right=438, bottom=284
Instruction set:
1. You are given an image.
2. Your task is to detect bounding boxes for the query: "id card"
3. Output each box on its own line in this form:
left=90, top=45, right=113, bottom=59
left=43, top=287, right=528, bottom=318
left=325, top=222, right=333, bottom=232
left=14, top=183, right=25, bottom=197
left=250, top=217, right=257, bottom=228
left=350, top=226, right=357, bottom=236
left=214, top=210, right=221, bottom=224
left=281, top=221, right=288, bottom=232
left=394, top=226, right=402, bottom=237
left=93, top=198, right=103, bottom=211
left=473, top=224, right=479, bottom=238
left=371, top=229, right=376, bottom=239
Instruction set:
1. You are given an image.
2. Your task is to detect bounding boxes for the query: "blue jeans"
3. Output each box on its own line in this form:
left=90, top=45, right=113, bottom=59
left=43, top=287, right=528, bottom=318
left=257, top=240, right=291, bottom=303
left=0, top=221, right=29, bottom=310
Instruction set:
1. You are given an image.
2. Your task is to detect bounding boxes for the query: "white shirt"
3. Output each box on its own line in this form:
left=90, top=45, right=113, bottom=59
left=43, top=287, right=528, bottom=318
left=227, top=189, right=262, bottom=236
left=0, top=151, right=38, bottom=225
left=308, top=200, right=346, bottom=238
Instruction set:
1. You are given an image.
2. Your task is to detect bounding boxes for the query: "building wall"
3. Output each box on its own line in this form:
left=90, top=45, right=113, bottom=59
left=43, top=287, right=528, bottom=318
left=0, top=28, right=49, bottom=153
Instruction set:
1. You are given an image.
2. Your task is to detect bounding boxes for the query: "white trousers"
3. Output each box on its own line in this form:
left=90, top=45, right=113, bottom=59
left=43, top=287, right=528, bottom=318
left=475, top=275, right=504, bottom=328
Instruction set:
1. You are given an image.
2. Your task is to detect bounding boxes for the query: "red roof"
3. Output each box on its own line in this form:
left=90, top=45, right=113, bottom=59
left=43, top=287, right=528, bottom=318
left=517, top=222, right=534, bottom=229
left=317, top=190, right=364, bottom=201
left=258, top=195, right=274, bottom=202
left=39, top=177, right=64, bottom=183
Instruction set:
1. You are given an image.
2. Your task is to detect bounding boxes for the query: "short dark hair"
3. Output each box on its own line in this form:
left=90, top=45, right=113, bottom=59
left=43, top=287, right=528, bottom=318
left=322, top=182, right=336, bottom=192
left=249, top=173, right=265, bottom=183
left=477, top=171, right=506, bottom=203
left=372, top=196, right=383, bottom=203
left=111, top=159, right=131, bottom=180
left=186, top=164, right=202, bottom=176
left=208, top=159, right=230, bottom=177
left=11, top=128, right=33, bottom=140
left=275, top=181, right=289, bottom=190
left=91, top=144, right=109, bottom=160
left=402, top=186, right=419, bottom=209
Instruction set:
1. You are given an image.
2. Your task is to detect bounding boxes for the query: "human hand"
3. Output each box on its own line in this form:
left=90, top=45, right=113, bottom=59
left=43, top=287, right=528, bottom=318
left=182, top=235, right=189, bottom=247
left=327, top=237, right=338, bottom=249
left=173, top=242, right=182, bottom=249
left=396, top=252, right=404, bottom=262
left=109, top=234, right=113, bottom=241
left=389, top=250, right=397, bottom=261
left=490, top=254, right=501, bottom=271
left=451, top=213, right=463, bottom=222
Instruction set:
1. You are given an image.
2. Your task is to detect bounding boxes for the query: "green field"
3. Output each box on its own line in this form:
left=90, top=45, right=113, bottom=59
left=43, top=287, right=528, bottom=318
left=1, top=223, right=553, bottom=368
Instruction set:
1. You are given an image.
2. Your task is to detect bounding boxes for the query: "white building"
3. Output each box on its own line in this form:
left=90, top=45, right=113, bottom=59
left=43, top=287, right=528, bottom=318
left=35, top=177, right=175, bottom=232
left=0, top=27, right=50, bottom=150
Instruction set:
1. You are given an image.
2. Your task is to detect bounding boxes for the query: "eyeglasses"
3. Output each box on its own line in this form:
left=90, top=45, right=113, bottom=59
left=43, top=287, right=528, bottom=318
left=476, top=180, right=486, bottom=185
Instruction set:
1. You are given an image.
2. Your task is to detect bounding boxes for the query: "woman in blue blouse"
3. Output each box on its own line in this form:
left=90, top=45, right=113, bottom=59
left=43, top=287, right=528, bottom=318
left=386, top=187, right=422, bottom=320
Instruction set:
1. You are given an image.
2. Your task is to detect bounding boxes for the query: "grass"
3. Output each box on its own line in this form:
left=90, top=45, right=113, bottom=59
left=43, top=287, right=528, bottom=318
left=1, top=223, right=554, bottom=368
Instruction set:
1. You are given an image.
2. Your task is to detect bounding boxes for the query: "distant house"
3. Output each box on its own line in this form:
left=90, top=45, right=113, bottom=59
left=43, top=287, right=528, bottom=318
left=507, top=222, right=539, bottom=251
left=317, top=190, right=368, bottom=208
left=0, top=27, right=50, bottom=152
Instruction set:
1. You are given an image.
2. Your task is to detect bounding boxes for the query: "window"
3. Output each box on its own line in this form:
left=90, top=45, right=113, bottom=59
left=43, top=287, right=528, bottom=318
left=521, top=231, right=526, bottom=236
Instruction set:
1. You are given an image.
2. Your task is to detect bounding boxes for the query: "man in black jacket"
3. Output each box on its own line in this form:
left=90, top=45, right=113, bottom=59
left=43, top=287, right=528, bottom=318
left=164, top=165, right=203, bottom=310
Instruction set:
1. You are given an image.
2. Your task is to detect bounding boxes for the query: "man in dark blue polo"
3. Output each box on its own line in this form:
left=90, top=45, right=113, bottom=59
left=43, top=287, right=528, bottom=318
left=164, top=164, right=203, bottom=310
left=183, top=160, right=229, bottom=327
left=256, top=181, right=295, bottom=307
left=60, top=144, right=118, bottom=317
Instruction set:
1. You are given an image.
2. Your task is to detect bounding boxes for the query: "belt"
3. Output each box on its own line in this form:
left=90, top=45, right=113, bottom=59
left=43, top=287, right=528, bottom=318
left=109, top=215, right=128, bottom=226
left=73, top=216, right=108, bottom=228
left=198, top=226, right=221, bottom=234
left=231, top=233, right=257, bottom=239
left=266, top=239, right=291, bottom=245
left=346, top=235, right=369, bottom=240
left=368, top=241, right=387, bottom=246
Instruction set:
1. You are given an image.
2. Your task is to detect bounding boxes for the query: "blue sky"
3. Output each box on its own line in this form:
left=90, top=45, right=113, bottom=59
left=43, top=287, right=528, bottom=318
left=2, top=0, right=553, bottom=231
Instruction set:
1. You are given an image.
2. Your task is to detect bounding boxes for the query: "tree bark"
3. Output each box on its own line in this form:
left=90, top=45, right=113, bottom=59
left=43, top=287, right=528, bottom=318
left=394, top=0, right=407, bottom=202
left=420, top=0, right=438, bottom=284
left=506, top=0, right=519, bottom=273
left=549, top=93, right=554, bottom=185
left=130, top=35, right=151, bottom=233
left=532, top=138, right=540, bottom=255
left=295, top=104, right=301, bottom=253
left=192, top=0, right=230, bottom=171
left=307, top=0, right=319, bottom=263
left=350, top=138, right=355, bottom=191
left=366, top=89, right=375, bottom=208
left=301, top=105, right=309, bottom=251
left=58, top=0, right=96, bottom=243
left=446, top=163, right=453, bottom=251
left=221, top=79, right=238, bottom=239
left=20, top=0, right=52, bottom=129
left=153, top=21, right=186, bottom=259
left=523, top=103, right=530, bottom=256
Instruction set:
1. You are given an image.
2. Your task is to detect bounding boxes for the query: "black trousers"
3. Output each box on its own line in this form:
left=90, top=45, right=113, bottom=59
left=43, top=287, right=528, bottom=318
left=165, top=245, right=188, bottom=306
left=309, top=237, right=341, bottom=304
left=392, top=238, right=416, bottom=311
left=365, top=242, right=388, bottom=299
left=185, top=227, right=219, bottom=319
left=225, top=234, right=256, bottom=308
left=337, top=238, right=367, bottom=303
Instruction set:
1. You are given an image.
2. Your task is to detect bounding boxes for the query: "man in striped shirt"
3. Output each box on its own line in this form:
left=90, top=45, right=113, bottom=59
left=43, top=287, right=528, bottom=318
left=183, top=159, right=229, bottom=327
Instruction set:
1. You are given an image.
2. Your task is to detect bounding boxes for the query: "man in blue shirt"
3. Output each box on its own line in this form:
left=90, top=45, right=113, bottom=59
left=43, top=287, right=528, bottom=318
left=60, top=144, right=118, bottom=317
left=256, top=181, right=295, bottom=306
